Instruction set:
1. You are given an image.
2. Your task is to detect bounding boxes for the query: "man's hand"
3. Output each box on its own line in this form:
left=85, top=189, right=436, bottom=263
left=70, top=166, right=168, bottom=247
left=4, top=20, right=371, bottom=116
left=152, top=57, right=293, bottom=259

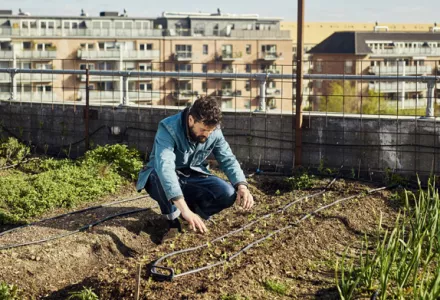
left=181, top=209, right=208, bottom=233
left=173, top=198, right=207, bottom=233
left=236, top=185, right=254, bottom=210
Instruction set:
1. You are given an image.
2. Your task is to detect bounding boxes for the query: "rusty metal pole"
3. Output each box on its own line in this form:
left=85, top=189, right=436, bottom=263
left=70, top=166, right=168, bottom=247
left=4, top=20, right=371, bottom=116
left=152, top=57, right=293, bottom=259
left=295, top=0, right=305, bottom=167
left=85, top=68, right=90, bottom=151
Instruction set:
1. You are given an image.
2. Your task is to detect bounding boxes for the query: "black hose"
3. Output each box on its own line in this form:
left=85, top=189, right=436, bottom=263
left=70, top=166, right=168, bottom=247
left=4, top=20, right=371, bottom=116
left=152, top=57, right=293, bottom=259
left=0, top=195, right=148, bottom=238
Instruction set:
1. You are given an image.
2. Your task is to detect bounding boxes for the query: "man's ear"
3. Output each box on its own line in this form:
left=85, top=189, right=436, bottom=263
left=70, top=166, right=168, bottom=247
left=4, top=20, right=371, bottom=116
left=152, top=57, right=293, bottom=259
left=188, top=114, right=194, bottom=126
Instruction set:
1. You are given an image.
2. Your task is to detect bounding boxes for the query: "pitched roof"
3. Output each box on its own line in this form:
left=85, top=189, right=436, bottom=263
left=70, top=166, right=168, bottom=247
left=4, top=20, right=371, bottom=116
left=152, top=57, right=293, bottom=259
left=308, top=31, right=440, bottom=55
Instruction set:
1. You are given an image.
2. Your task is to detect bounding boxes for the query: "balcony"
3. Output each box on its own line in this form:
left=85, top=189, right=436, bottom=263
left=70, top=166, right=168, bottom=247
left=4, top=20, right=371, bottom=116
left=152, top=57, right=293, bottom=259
left=77, top=74, right=119, bottom=82
left=370, top=47, right=440, bottom=57
left=0, top=92, right=57, bottom=102
left=369, top=82, right=428, bottom=93
left=77, top=49, right=160, bottom=61
left=78, top=90, right=161, bottom=104
left=369, top=65, right=432, bottom=75
left=219, top=89, right=242, bottom=98
left=0, top=50, right=57, bottom=60
left=261, top=68, right=281, bottom=74
left=266, top=88, right=281, bottom=97
left=259, top=52, right=281, bottom=61
left=172, top=90, right=198, bottom=101
left=0, top=72, right=55, bottom=82
left=0, top=27, right=164, bottom=38
left=218, top=52, right=243, bottom=61
left=174, top=52, right=192, bottom=61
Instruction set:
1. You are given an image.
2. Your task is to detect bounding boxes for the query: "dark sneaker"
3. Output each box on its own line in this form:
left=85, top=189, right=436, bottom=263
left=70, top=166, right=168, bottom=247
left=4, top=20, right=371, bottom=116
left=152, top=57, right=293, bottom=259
left=158, top=219, right=182, bottom=243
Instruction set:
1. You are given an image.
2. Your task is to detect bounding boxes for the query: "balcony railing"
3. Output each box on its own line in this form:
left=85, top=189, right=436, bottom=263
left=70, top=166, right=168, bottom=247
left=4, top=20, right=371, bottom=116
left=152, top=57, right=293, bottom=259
left=0, top=50, right=57, bottom=59
left=77, top=49, right=160, bottom=60
left=369, top=82, right=428, bottom=92
left=174, top=52, right=193, bottom=61
left=172, top=90, right=198, bottom=100
left=77, top=90, right=161, bottom=103
left=0, top=27, right=164, bottom=38
left=259, top=52, right=280, bottom=61
left=0, top=72, right=54, bottom=82
left=370, top=48, right=440, bottom=57
left=266, top=88, right=281, bottom=97
left=219, top=89, right=242, bottom=98
left=219, top=52, right=243, bottom=61
left=369, top=65, right=432, bottom=75
left=261, top=68, right=281, bottom=74
left=0, top=92, right=57, bottom=102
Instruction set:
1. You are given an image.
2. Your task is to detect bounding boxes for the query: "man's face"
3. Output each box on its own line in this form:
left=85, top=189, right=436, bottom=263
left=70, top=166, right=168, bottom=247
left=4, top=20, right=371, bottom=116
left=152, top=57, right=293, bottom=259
left=188, top=115, right=217, bottom=143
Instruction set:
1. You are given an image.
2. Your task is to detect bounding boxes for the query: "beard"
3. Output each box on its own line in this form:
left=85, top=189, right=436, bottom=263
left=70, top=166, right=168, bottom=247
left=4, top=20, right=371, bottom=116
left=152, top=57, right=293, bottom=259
left=189, top=125, right=208, bottom=143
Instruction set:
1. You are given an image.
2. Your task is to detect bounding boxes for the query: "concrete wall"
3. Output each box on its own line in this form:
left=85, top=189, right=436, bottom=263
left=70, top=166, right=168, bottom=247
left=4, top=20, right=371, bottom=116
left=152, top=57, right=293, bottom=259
left=1, top=101, right=439, bottom=181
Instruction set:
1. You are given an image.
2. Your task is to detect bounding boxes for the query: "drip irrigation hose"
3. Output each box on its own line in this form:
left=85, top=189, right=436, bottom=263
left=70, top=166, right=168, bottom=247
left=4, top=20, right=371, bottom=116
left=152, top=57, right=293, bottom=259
left=0, top=195, right=149, bottom=238
left=0, top=207, right=156, bottom=251
left=150, top=184, right=394, bottom=281
left=149, top=176, right=339, bottom=281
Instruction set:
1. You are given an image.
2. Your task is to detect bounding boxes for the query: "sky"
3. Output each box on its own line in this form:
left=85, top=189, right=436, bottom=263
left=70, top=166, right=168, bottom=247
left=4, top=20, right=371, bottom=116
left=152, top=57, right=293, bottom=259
left=2, top=0, right=440, bottom=23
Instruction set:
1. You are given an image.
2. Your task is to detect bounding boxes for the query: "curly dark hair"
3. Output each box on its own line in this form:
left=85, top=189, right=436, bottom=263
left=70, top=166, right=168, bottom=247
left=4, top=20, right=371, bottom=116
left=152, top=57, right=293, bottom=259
left=189, top=96, right=222, bottom=126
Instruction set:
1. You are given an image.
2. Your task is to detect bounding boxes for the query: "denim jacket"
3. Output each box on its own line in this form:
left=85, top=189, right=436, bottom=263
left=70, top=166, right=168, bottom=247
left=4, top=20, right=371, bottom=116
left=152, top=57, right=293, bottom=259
left=136, top=108, right=247, bottom=200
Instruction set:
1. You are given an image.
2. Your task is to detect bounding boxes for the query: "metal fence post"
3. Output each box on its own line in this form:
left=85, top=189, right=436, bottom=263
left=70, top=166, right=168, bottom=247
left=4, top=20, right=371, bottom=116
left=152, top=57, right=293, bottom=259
left=85, top=68, right=90, bottom=151
left=426, top=81, right=435, bottom=118
left=9, top=71, right=16, bottom=101
left=122, top=75, right=129, bottom=106
left=259, top=79, right=267, bottom=111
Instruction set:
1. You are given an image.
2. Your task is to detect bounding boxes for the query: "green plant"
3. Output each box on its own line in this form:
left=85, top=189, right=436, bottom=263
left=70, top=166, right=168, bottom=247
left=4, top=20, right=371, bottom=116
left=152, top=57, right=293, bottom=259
left=67, top=287, right=99, bottom=300
left=263, top=279, right=288, bottom=295
left=0, top=137, right=30, bottom=166
left=83, top=144, right=143, bottom=180
left=0, top=282, right=20, bottom=300
left=285, top=172, right=315, bottom=190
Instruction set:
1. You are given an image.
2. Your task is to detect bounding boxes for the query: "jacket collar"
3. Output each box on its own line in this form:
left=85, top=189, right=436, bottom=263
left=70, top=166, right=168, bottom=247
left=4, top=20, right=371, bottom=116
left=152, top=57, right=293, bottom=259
left=181, top=107, right=192, bottom=142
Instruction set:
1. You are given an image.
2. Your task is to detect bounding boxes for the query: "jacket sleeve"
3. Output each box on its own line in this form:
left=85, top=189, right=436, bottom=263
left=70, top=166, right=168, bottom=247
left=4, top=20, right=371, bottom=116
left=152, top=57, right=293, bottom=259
left=212, top=130, right=247, bottom=186
left=154, top=122, right=183, bottom=201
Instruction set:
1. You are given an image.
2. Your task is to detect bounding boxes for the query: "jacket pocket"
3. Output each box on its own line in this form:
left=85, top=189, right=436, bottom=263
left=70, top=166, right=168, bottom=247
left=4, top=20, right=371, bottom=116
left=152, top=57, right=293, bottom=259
left=175, top=148, right=191, bottom=165
left=192, top=150, right=211, bottom=166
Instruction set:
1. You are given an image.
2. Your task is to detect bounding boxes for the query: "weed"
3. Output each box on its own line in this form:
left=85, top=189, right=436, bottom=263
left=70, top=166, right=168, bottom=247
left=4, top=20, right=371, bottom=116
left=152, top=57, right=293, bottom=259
left=0, top=282, right=20, bottom=300
left=263, top=279, right=288, bottom=295
left=67, top=287, right=99, bottom=300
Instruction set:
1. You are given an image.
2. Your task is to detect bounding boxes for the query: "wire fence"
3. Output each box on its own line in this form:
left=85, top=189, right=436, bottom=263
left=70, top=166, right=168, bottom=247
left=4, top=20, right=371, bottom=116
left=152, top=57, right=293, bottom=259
left=0, top=59, right=439, bottom=180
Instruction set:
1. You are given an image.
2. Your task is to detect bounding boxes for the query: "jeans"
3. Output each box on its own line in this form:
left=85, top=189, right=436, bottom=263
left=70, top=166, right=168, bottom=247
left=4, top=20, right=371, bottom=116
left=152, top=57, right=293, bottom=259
left=146, top=169, right=236, bottom=220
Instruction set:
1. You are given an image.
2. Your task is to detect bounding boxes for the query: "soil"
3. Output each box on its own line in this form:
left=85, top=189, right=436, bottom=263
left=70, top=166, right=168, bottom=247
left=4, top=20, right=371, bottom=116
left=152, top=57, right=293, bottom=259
left=0, top=174, right=401, bottom=299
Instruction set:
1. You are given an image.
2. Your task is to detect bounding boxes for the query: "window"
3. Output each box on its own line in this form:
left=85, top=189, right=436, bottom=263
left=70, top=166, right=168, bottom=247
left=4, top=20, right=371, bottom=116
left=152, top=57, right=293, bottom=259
left=202, top=81, right=207, bottom=92
left=246, top=44, right=251, bottom=54
left=175, top=45, right=192, bottom=52
left=202, top=64, right=207, bottom=73
left=246, top=64, right=252, bottom=73
left=261, top=45, right=276, bottom=53
left=23, top=42, right=32, bottom=50
left=316, top=80, right=322, bottom=89
left=345, top=60, right=353, bottom=73
left=139, top=43, right=153, bottom=51
left=36, top=63, right=53, bottom=70
left=97, top=62, right=114, bottom=71
left=245, top=80, right=251, bottom=91
left=175, top=64, right=192, bottom=72
left=139, top=83, right=152, bottom=91
left=97, top=82, right=114, bottom=91
left=203, top=44, right=208, bottom=55
left=316, top=60, right=323, bottom=72
left=139, top=63, right=152, bottom=71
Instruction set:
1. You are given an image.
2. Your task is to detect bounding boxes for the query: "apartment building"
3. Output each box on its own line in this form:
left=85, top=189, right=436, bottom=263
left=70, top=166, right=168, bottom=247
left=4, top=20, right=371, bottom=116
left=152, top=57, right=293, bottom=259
left=281, top=21, right=440, bottom=108
left=0, top=9, right=293, bottom=111
left=307, top=31, right=440, bottom=110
